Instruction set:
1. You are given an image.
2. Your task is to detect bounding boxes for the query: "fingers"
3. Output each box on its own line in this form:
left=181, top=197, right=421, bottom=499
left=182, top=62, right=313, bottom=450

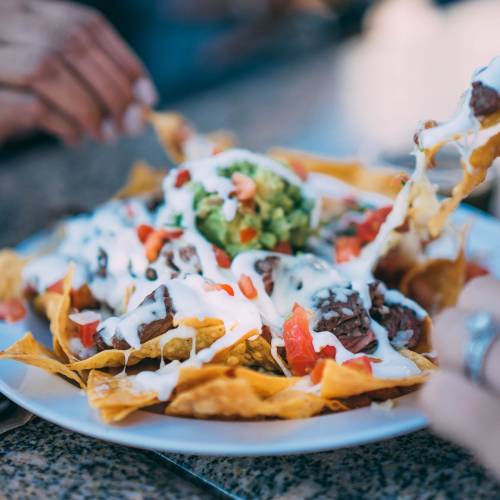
left=84, top=15, right=157, bottom=108
left=35, top=55, right=105, bottom=140
left=61, top=30, right=132, bottom=133
left=37, top=102, right=81, bottom=145
left=0, top=0, right=156, bottom=142
left=36, top=0, right=156, bottom=101
left=0, top=88, right=79, bottom=145
left=0, top=45, right=104, bottom=140
left=0, top=89, right=40, bottom=141
left=458, top=276, right=500, bottom=314
left=86, top=14, right=146, bottom=83
left=432, top=276, right=500, bottom=396
left=420, top=371, right=500, bottom=477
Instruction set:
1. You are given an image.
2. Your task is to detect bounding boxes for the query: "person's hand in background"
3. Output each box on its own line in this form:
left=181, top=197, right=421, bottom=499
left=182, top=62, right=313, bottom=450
left=0, top=0, right=157, bottom=145
left=420, top=276, right=500, bottom=479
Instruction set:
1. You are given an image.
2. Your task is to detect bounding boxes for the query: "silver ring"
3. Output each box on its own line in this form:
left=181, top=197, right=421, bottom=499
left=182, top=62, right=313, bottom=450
left=464, top=311, right=499, bottom=385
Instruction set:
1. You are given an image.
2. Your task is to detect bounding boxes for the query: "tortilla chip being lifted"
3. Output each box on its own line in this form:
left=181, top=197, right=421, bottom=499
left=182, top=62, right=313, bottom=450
left=147, top=111, right=235, bottom=164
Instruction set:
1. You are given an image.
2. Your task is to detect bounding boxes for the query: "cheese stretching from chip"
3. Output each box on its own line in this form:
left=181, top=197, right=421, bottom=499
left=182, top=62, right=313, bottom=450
left=415, top=56, right=500, bottom=237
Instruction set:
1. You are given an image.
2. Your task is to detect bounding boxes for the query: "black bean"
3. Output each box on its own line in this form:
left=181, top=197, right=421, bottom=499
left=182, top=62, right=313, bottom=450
left=97, top=248, right=108, bottom=277
left=145, top=267, right=158, bottom=281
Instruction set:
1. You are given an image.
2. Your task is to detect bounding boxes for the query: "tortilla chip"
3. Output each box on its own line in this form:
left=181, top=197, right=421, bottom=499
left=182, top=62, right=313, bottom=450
left=87, top=364, right=322, bottom=422
left=87, top=370, right=159, bottom=423
left=399, top=348, right=437, bottom=371
left=212, top=332, right=279, bottom=371
left=176, top=365, right=299, bottom=396
left=123, top=284, right=136, bottom=312
left=400, top=248, right=465, bottom=316
left=46, top=267, right=78, bottom=363
left=168, top=365, right=330, bottom=419
left=166, top=377, right=325, bottom=419
left=114, top=160, right=165, bottom=199
left=148, top=111, right=235, bottom=164
left=428, top=128, right=500, bottom=237
left=269, top=148, right=403, bottom=199
left=0, top=332, right=84, bottom=388
left=320, top=359, right=430, bottom=399
left=69, top=323, right=226, bottom=370
left=0, top=250, right=26, bottom=301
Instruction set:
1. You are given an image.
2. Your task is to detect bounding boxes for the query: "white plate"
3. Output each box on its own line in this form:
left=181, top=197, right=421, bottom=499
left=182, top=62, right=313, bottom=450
left=1, top=205, right=499, bottom=456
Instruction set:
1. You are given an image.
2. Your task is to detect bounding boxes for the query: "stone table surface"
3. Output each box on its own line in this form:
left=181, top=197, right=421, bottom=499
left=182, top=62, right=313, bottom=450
left=1, top=52, right=500, bottom=499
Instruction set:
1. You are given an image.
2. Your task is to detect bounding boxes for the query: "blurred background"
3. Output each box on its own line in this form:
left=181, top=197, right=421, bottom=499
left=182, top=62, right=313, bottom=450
left=1, top=0, right=500, bottom=247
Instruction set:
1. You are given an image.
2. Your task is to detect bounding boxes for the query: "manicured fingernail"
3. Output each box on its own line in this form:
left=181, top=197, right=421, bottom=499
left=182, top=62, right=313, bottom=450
left=133, top=78, right=158, bottom=107
left=101, top=119, right=117, bottom=142
left=123, top=104, right=145, bottom=135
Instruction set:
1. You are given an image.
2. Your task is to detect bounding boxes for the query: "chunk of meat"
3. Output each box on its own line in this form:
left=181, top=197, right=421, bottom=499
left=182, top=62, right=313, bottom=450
left=254, top=256, right=280, bottom=295
left=470, top=82, right=499, bottom=117
left=94, top=285, right=175, bottom=351
left=164, top=244, right=201, bottom=276
left=312, top=287, right=374, bottom=353
left=369, top=281, right=422, bottom=349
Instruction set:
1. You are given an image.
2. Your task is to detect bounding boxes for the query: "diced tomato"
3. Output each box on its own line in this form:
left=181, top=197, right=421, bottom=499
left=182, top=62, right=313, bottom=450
left=355, top=206, right=392, bottom=243
left=273, top=241, right=292, bottom=255
left=231, top=173, right=257, bottom=201
left=144, top=228, right=184, bottom=262
left=47, top=279, right=64, bottom=294
left=69, top=311, right=101, bottom=348
left=240, top=227, right=257, bottom=244
left=319, top=345, right=337, bottom=359
left=162, top=228, right=184, bottom=239
left=213, top=246, right=232, bottom=268
left=76, top=321, right=99, bottom=348
left=204, top=283, right=234, bottom=296
left=137, top=224, right=154, bottom=244
left=0, top=298, right=27, bottom=323
left=335, top=236, right=362, bottom=263
left=283, top=303, right=318, bottom=376
left=465, top=261, right=489, bottom=282
left=310, top=358, right=326, bottom=385
left=174, top=169, right=191, bottom=188
left=238, top=274, right=258, bottom=300
left=289, top=160, right=309, bottom=181
left=342, top=356, right=373, bottom=375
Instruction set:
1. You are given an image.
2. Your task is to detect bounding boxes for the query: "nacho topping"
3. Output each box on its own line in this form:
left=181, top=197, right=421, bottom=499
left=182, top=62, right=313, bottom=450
left=8, top=114, right=469, bottom=421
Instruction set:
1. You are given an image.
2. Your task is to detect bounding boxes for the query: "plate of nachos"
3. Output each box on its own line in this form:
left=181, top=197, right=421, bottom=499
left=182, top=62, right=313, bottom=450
left=0, top=57, right=498, bottom=455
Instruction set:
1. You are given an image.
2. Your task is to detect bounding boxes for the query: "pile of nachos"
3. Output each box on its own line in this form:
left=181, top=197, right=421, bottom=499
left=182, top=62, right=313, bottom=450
left=0, top=56, right=498, bottom=423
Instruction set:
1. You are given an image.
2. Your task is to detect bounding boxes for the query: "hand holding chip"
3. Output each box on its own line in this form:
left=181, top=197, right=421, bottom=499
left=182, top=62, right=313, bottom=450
left=420, top=276, right=500, bottom=479
left=0, top=0, right=157, bottom=145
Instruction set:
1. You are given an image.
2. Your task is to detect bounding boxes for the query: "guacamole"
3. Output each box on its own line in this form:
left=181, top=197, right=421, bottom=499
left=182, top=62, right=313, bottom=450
left=192, top=160, right=314, bottom=257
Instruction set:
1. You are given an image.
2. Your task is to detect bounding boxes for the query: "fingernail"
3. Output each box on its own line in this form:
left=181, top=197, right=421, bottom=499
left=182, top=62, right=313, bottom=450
left=101, top=119, right=118, bottom=142
left=133, top=78, right=158, bottom=107
left=123, top=104, right=145, bottom=136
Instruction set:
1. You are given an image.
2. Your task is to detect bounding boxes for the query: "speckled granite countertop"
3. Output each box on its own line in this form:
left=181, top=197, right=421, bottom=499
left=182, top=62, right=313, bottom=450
left=3, top=417, right=499, bottom=499
left=1, top=53, right=500, bottom=499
